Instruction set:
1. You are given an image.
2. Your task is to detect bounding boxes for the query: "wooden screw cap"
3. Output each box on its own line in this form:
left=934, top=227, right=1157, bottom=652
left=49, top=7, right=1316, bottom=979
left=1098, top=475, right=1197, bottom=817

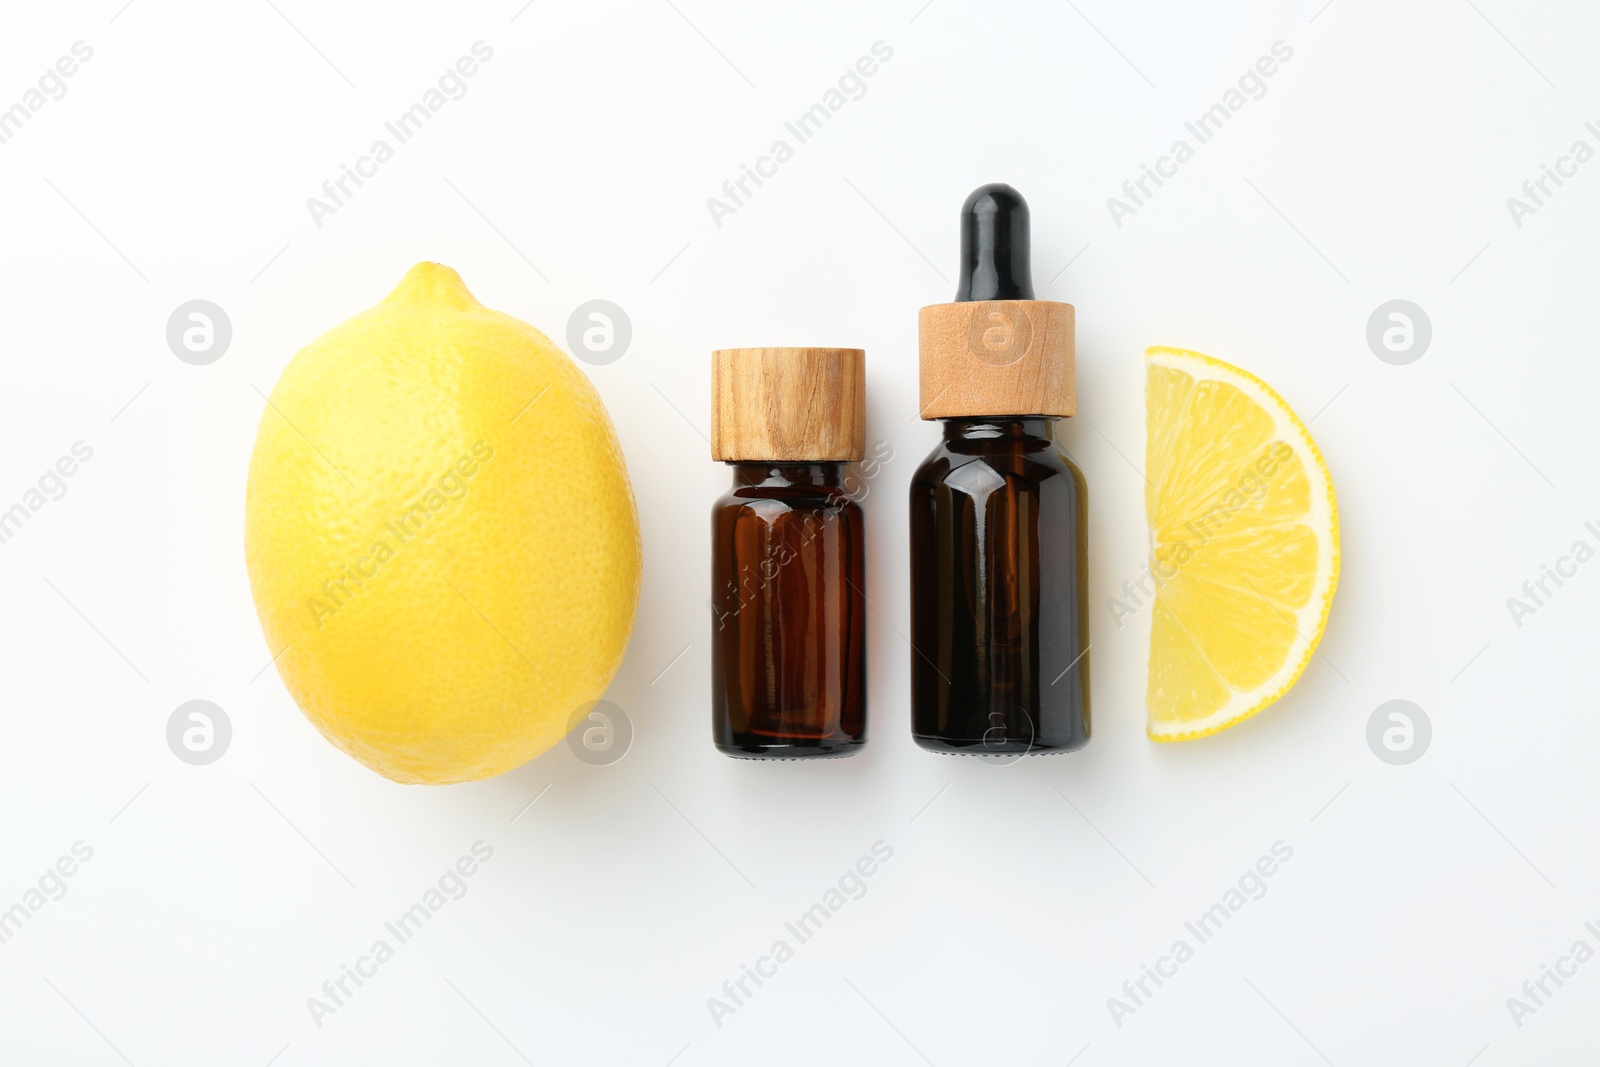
left=918, top=299, right=1075, bottom=419
left=711, top=347, right=866, bottom=462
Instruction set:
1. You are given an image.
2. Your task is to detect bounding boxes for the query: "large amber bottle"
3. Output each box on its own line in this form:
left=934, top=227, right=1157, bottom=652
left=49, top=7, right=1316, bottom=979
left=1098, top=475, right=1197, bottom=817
left=909, top=185, right=1090, bottom=755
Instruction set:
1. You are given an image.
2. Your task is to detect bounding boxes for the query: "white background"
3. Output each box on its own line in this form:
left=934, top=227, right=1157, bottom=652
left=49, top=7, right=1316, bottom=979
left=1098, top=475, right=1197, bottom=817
left=1, top=0, right=1596, bottom=1064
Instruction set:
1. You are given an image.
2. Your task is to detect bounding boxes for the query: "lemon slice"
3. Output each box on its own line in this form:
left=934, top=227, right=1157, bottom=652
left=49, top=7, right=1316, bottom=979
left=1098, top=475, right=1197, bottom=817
left=1143, top=347, right=1339, bottom=740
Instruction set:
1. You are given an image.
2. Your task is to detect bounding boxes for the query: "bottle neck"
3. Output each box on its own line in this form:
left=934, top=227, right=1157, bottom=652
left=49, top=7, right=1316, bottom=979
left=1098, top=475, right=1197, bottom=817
left=939, top=416, right=1058, bottom=445
left=727, top=462, right=845, bottom=490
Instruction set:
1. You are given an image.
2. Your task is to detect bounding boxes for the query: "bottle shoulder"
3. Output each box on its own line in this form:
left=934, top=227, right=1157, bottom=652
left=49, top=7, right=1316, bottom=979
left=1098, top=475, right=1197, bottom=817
left=911, top=436, right=1085, bottom=488
left=713, top=485, right=863, bottom=521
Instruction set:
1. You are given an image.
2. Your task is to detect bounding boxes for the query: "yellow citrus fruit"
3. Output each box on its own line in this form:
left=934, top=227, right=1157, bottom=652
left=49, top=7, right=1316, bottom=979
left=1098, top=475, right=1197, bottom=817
left=245, top=263, right=641, bottom=783
left=1143, top=346, right=1339, bottom=741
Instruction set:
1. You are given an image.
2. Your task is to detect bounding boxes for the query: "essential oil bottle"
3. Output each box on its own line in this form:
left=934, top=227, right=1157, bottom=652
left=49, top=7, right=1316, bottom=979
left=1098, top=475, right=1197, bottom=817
left=710, top=347, right=868, bottom=758
left=908, top=184, right=1090, bottom=755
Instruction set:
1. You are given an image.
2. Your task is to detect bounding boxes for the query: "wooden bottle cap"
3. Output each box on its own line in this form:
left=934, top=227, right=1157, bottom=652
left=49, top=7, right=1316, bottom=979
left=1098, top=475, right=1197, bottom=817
left=918, top=300, right=1075, bottom=419
left=711, top=347, right=866, bottom=462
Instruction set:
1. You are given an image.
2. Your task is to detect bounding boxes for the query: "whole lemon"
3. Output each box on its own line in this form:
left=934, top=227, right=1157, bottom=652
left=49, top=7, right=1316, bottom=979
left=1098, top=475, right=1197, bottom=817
left=245, top=263, right=641, bottom=784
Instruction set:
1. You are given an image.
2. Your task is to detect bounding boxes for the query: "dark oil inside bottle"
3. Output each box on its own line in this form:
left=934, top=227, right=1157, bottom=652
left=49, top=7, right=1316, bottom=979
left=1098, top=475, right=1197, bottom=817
left=712, top=463, right=867, bottom=758
left=909, top=417, right=1089, bottom=754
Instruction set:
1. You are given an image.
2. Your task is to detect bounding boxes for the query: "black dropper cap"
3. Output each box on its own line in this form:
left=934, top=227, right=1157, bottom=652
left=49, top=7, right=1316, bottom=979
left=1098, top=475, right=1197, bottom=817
left=954, top=183, right=1034, bottom=302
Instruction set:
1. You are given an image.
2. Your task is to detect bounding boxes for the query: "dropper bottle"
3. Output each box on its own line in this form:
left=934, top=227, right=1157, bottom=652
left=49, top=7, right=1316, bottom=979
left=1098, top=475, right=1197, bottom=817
left=908, top=184, right=1090, bottom=755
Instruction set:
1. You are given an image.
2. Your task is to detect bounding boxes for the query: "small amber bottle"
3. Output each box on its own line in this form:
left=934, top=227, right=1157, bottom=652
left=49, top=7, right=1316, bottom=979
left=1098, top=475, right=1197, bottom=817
left=710, top=347, right=868, bottom=758
left=909, top=184, right=1090, bottom=755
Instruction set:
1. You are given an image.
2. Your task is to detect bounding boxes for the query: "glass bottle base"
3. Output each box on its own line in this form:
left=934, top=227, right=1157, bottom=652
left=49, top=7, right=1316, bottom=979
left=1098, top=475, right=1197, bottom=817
left=912, top=734, right=1088, bottom=756
left=716, top=739, right=867, bottom=760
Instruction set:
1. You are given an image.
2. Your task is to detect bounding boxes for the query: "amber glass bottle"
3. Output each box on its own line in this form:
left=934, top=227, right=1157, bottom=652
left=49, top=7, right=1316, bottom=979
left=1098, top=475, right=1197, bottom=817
left=710, top=348, right=868, bottom=758
left=909, top=417, right=1089, bottom=753
left=909, top=184, right=1090, bottom=755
